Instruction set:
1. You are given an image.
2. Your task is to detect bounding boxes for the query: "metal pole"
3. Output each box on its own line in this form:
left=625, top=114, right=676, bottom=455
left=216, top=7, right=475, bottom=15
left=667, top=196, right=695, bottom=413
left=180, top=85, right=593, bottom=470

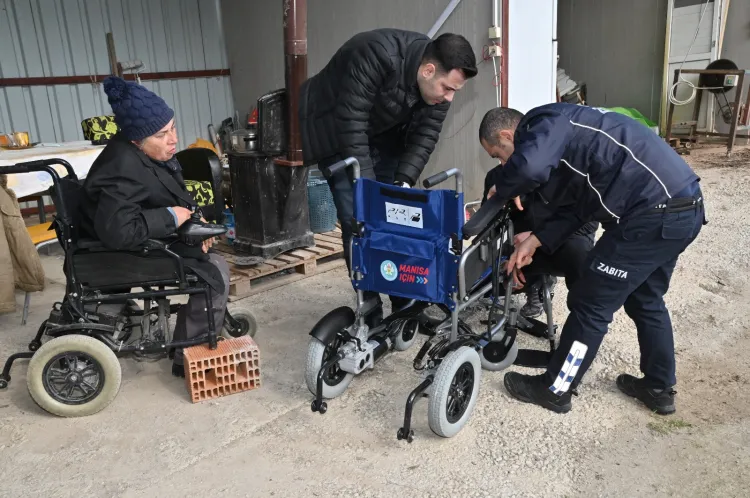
left=282, top=0, right=307, bottom=164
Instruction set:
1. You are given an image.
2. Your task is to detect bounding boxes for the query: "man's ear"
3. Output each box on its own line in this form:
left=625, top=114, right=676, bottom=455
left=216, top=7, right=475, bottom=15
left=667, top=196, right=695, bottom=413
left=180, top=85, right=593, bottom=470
left=420, top=62, right=436, bottom=79
left=500, top=129, right=515, bottom=143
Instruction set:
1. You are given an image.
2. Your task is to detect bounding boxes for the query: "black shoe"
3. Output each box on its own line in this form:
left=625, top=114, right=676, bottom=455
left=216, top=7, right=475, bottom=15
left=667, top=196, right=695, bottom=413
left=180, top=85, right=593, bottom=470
left=365, top=306, right=383, bottom=329
left=503, top=372, right=572, bottom=414
left=172, top=363, right=185, bottom=378
left=616, top=374, right=676, bottom=415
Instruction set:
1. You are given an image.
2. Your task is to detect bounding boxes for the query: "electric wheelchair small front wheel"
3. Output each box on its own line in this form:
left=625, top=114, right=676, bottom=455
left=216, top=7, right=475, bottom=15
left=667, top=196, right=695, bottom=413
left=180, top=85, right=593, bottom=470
left=480, top=336, right=518, bottom=372
left=27, top=335, right=122, bottom=417
left=304, top=307, right=356, bottom=399
left=428, top=346, right=482, bottom=438
left=223, top=308, right=258, bottom=339
left=393, top=318, right=420, bottom=352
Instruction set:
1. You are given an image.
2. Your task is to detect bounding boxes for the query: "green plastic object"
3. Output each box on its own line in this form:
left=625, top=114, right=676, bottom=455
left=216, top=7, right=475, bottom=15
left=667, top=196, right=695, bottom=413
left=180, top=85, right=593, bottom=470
left=600, top=107, right=657, bottom=129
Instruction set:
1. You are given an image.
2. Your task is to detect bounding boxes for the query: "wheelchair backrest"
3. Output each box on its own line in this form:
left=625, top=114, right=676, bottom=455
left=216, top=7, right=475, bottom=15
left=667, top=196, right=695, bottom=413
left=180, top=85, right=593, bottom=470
left=48, top=177, right=85, bottom=248
left=353, top=178, right=463, bottom=240
left=350, top=178, right=464, bottom=309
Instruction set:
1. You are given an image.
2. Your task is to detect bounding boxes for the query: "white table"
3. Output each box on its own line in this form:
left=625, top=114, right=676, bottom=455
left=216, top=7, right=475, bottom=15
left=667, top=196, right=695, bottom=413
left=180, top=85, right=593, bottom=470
left=0, top=141, right=105, bottom=198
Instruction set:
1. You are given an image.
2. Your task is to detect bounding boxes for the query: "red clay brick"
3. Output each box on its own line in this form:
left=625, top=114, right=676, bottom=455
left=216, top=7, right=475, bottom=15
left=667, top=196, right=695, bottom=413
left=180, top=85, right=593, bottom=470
left=183, top=336, right=261, bottom=403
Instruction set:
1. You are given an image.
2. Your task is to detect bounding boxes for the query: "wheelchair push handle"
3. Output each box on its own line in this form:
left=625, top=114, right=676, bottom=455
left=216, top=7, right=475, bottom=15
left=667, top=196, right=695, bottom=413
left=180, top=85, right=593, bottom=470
left=422, top=168, right=462, bottom=193
left=1, top=158, right=78, bottom=181
left=325, top=157, right=360, bottom=180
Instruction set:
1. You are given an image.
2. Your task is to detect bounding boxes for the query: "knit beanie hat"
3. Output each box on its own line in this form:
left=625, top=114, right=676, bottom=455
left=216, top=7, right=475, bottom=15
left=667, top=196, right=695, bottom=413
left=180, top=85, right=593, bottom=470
left=102, top=76, right=175, bottom=141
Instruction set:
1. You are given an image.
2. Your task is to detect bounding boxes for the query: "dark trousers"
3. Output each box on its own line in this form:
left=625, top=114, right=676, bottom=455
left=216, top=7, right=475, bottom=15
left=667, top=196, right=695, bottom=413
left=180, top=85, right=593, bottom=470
left=523, top=232, right=595, bottom=290
left=172, top=253, right=230, bottom=366
left=545, top=187, right=704, bottom=394
left=318, top=149, right=410, bottom=310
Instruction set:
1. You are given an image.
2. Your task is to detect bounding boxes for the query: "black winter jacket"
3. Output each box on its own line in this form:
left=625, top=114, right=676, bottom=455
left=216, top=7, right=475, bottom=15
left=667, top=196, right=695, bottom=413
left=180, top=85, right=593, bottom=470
left=79, top=135, right=195, bottom=250
left=78, top=135, right=226, bottom=293
left=482, top=166, right=599, bottom=240
left=298, top=28, right=450, bottom=186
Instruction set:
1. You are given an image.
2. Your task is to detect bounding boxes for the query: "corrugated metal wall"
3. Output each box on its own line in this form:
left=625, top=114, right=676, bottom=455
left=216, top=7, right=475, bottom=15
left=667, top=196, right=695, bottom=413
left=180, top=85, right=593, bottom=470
left=220, top=0, right=511, bottom=203
left=0, top=0, right=234, bottom=148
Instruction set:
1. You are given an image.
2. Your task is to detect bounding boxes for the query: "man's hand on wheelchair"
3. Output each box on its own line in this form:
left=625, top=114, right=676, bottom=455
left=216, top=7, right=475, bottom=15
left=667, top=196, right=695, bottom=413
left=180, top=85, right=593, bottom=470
left=200, top=216, right=217, bottom=253
left=514, top=231, right=533, bottom=247
left=507, top=233, right=542, bottom=286
left=485, top=185, right=523, bottom=211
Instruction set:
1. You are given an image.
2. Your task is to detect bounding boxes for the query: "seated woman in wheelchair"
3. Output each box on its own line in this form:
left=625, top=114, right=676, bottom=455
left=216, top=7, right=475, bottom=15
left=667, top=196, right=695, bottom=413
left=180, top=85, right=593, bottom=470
left=478, top=109, right=598, bottom=316
left=78, top=77, right=231, bottom=378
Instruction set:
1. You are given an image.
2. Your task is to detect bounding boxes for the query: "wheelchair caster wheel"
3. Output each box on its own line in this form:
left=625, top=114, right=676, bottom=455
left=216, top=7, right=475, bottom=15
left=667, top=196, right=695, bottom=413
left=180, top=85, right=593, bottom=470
left=311, top=400, right=327, bottom=414
left=28, top=341, right=41, bottom=352
left=397, top=428, right=414, bottom=443
left=0, top=378, right=8, bottom=389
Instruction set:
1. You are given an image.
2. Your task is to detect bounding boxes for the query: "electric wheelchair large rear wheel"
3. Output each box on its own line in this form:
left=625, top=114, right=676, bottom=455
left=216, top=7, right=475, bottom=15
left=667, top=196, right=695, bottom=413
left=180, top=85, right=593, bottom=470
left=428, top=346, right=482, bottom=438
left=304, top=307, right=356, bottom=401
left=27, top=335, right=122, bottom=417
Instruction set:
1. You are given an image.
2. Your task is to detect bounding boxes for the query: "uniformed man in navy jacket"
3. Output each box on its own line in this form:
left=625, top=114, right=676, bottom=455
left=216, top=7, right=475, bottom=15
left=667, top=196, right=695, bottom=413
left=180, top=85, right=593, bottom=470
left=481, top=103, right=706, bottom=416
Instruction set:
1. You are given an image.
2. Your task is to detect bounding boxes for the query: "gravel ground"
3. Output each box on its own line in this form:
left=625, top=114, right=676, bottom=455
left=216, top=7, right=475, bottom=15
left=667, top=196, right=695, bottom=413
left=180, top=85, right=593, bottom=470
left=1, top=146, right=749, bottom=497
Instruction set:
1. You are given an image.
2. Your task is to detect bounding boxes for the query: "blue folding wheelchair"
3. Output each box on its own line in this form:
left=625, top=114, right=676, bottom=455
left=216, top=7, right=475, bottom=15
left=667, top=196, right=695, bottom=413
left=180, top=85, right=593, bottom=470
left=304, top=157, right=560, bottom=441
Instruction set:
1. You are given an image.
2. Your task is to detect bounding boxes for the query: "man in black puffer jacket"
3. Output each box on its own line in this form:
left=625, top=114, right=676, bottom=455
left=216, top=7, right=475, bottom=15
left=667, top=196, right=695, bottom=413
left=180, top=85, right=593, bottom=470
left=299, top=29, right=477, bottom=324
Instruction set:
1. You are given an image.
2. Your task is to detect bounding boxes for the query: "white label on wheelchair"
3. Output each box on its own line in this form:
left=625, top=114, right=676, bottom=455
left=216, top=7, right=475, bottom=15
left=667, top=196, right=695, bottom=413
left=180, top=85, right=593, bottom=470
left=385, top=202, right=423, bottom=229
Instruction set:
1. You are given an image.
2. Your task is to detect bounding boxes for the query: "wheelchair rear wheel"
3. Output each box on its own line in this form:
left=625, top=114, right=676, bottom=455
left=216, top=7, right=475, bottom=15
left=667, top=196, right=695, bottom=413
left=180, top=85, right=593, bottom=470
left=428, top=346, right=482, bottom=438
left=26, top=335, right=122, bottom=417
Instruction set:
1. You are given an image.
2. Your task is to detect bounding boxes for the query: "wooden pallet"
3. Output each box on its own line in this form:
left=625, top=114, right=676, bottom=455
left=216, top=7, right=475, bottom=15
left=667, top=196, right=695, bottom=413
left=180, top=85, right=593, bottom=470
left=216, top=228, right=346, bottom=300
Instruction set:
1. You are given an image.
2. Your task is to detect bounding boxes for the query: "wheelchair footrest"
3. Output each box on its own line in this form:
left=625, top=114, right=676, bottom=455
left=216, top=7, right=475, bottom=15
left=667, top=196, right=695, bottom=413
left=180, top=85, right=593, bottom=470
left=516, top=317, right=552, bottom=338
left=183, top=336, right=261, bottom=403
left=514, top=348, right=552, bottom=369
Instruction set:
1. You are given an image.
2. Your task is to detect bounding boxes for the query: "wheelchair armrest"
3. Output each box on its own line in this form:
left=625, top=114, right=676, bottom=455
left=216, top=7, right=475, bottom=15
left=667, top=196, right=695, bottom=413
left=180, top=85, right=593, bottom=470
left=141, top=238, right=189, bottom=286
left=142, top=239, right=169, bottom=251
left=463, top=195, right=507, bottom=238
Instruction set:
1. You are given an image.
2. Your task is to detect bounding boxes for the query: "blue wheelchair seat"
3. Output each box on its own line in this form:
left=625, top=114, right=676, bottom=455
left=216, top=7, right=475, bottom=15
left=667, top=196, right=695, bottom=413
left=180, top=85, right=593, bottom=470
left=350, top=178, right=464, bottom=310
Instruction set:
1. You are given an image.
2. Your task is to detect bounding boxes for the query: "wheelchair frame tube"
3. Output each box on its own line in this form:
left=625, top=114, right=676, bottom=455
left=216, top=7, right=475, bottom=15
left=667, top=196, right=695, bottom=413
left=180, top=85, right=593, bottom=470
left=327, top=156, right=361, bottom=180
left=0, top=159, right=77, bottom=222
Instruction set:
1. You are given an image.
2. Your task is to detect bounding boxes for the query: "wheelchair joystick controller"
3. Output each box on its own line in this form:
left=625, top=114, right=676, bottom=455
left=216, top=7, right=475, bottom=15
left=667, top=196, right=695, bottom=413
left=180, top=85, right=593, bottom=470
left=178, top=212, right=228, bottom=246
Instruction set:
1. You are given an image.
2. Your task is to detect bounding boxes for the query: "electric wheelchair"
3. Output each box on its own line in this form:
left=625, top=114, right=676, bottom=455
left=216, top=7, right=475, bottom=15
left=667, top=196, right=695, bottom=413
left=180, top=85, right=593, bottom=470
left=0, top=159, right=257, bottom=417
left=304, top=157, right=560, bottom=442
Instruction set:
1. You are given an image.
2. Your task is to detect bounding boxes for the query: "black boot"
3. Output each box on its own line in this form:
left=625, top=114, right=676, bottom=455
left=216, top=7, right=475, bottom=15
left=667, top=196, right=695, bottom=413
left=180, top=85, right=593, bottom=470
left=365, top=305, right=383, bottom=329
left=616, top=374, right=676, bottom=415
left=172, top=363, right=185, bottom=378
left=503, top=372, right=572, bottom=413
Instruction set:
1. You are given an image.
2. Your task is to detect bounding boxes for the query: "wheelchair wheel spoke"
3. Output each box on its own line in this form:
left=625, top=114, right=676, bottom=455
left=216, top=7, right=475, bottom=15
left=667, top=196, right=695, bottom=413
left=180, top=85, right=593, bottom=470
left=43, top=351, right=105, bottom=405
left=446, top=396, right=458, bottom=416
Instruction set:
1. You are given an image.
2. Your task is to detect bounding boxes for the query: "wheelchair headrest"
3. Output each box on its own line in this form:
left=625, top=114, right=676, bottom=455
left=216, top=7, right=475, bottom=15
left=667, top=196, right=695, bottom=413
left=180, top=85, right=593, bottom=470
left=463, top=195, right=507, bottom=238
